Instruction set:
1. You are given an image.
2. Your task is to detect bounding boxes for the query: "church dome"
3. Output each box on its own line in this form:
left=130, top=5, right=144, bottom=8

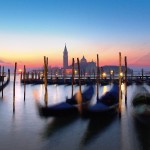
left=81, top=56, right=87, bottom=63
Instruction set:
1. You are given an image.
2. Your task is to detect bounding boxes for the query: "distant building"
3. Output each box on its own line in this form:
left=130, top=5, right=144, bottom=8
left=62, top=44, right=96, bottom=75
left=80, top=56, right=87, bottom=64
left=62, top=45, right=132, bottom=76
left=80, top=56, right=96, bottom=75
left=37, top=45, right=133, bottom=77
left=63, top=44, right=68, bottom=69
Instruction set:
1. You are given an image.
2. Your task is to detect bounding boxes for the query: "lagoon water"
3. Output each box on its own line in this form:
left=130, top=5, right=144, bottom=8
left=0, top=75, right=150, bottom=150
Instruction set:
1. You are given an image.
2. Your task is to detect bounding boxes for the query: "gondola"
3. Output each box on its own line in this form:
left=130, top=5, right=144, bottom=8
left=132, top=86, right=150, bottom=124
left=0, top=77, right=10, bottom=91
left=84, top=84, right=119, bottom=118
left=38, top=85, right=94, bottom=118
left=38, top=102, right=79, bottom=117
left=66, top=85, right=94, bottom=105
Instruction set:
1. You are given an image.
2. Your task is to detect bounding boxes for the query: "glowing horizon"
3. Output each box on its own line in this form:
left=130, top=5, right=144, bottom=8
left=0, top=32, right=150, bottom=69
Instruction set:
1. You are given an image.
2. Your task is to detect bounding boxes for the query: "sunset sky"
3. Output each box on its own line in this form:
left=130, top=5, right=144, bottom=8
left=0, top=0, right=150, bottom=71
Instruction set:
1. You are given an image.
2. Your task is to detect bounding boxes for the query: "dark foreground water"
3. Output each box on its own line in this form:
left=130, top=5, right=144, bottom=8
left=0, top=75, right=150, bottom=150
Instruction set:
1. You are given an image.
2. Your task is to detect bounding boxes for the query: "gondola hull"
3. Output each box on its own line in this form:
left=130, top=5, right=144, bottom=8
left=38, top=102, right=79, bottom=117
left=84, top=84, right=119, bottom=118
left=66, top=85, right=94, bottom=105
left=132, top=87, right=150, bottom=124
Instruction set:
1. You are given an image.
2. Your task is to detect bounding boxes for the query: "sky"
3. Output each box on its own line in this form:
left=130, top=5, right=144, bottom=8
left=0, top=0, right=150, bottom=71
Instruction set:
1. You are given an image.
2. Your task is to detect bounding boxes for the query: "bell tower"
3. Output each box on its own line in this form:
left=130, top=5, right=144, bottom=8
left=63, top=44, right=68, bottom=69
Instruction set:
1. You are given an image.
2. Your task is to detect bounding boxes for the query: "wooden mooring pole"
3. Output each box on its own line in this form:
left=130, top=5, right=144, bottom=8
left=97, top=54, right=100, bottom=100
left=77, top=58, right=83, bottom=113
left=2, top=66, right=4, bottom=98
left=44, top=56, right=48, bottom=93
left=20, top=71, right=22, bottom=81
left=119, top=52, right=122, bottom=117
left=8, top=69, right=10, bottom=81
left=44, top=56, right=48, bottom=106
left=0, top=65, right=1, bottom=82
left=0, top=65, right=1, bottom=76
left=23, top=65, right=26, bottom=101
left=124, top=56, right=127, bottom=104
left=13, top=62, right=17, bottom=113
left=13, top=62, right=17, bottom=98
left=141, top=68, right=144, bottom=82
left=0, top=65, right=1, bottom=86
left=71, top=58, right=75, bottom=98
left=77, top=58, right=81, bottom=93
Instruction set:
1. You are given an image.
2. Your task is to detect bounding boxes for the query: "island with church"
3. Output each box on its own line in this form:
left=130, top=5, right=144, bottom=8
left=54, top=44, right=132, bottom=80
left=19, top=44, right=147, bottom=85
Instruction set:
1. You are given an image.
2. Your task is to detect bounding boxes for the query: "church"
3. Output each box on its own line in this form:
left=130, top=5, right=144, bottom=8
left=63, top=44, right=96, bottom=75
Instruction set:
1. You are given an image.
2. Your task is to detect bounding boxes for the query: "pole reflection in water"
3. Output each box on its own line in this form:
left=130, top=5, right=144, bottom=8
left=76, top=90, right=83, bottom=114
left=44, top=90, right=48, bottom=107
left=13, top=97, right=15, bottom=114
left=120, top=101, right=139, bottom=150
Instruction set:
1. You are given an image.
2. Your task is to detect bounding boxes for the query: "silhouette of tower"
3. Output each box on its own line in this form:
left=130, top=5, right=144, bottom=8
left=63, top=44, right=68, bottom=69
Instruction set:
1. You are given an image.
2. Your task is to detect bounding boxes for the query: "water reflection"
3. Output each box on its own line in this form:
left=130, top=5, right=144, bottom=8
left=1, top=75, right=150, bottom=150
left=44, top=90, right=48, bottom=107
left=81, top=115, right=117, bottom=145
left=102, top=85, right=109, bottom=95
left=42, top=116, right=78, bottom=139
left=13, top=97, right=15, bottom=114
left=133, top=119, right=150, bottom=150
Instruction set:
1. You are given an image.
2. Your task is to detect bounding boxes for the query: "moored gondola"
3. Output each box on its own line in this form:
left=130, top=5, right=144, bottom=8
left=84, top=84, right=119, bottom=118
left=38, top=85, right=94, bottom=117
left=38, top=102, right=79, bottom=117
left=66, top=85, right=94, bottom=105
left=132, top=86, right=150, bottom=124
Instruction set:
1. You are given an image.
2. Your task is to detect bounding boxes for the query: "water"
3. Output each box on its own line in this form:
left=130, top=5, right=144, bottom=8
left=0, top=75, right=150, bottom=150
